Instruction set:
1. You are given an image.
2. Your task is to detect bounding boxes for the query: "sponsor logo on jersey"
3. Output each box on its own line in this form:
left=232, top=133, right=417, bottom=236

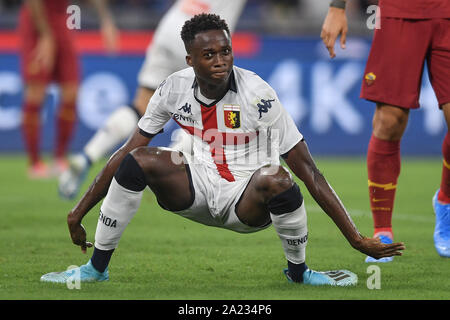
left=365, top=72, right=376, bottom=86
left=170, top=112, right=196, bottom=125
left=224, top=105, right=241, bottom=129
left=257, top=98, right=275, bottom=119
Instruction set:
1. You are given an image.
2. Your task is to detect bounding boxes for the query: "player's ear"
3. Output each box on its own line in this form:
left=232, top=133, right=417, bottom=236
left=186, top=54, right=193, bottom=67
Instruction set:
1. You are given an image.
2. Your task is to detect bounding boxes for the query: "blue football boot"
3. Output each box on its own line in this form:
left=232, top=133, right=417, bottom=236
left=40, top=260, right=109, bottom=284
left=284, top=268, right=357, bottom=286
left=365, top=235, right=394, bottom=263
left=432, top=190, right=450, bottom=258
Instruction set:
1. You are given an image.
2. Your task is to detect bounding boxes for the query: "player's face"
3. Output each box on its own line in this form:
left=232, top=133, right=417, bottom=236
left=187, top=29, right=233, bottom=87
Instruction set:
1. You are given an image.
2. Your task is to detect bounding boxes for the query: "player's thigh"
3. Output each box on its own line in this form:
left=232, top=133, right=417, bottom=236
left=130, top=146, right=193, bottom=211
left=361, top=18, right=432, bottom=109
left=441, top=103, right=450, bottom=130
left=53, top=33, right=80, bottom=86
left=427, top=19, right=450, bottom=110
left=235, top=165, right=293, bottom=227
left=132, top=87, right=155, bottom=116
left=372, top=104, right=410, bottom=141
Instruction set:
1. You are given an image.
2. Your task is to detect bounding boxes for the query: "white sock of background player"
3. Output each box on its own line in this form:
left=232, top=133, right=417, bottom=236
left=83, top=105, right=140, bottom=165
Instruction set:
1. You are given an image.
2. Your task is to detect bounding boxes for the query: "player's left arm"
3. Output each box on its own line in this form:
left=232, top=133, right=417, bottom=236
left=283, top=141, right=405, bottom=259
left=89, top=0, right=119, bottom=53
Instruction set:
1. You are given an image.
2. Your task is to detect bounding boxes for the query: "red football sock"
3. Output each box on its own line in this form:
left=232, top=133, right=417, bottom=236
left=438, top=132, right=450, bottom=204
left=22, top=101, right=42, bottom=165
left=367, top=134, right=401, bottom=238
left=55, top=101, right=77, bottom=159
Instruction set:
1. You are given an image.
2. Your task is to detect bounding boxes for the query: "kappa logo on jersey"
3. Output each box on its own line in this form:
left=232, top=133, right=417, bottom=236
left=224, top=105, right=241, bottom=129
left=178, top=102, right=192, bottom=115
left=365, top=72, right=376, bottom=86
left=257, top=98, right=275, bottom=119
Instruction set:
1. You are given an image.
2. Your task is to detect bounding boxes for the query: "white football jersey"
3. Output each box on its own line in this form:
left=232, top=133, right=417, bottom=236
left=138, top=66, right=303, bottom=181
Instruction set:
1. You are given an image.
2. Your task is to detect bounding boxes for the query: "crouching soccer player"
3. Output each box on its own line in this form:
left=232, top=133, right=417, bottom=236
left=41, top=14, right=405, bottom=286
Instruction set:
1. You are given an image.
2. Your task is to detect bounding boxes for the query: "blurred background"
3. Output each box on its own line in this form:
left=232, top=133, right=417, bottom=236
left=0, top=0, right=444, bottom=157
left=0, top=0, right=379, bottom=34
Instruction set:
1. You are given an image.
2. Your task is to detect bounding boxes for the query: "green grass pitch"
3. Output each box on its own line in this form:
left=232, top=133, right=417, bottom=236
left=1, top=154, right=449, bottom=300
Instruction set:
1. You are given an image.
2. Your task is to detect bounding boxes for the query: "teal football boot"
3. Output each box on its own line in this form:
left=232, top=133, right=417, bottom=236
left=40, top=260, right=108, bottom=284
left=432, top=190, right=450, bottom=258
left=284, top=268, right=357, bottom=286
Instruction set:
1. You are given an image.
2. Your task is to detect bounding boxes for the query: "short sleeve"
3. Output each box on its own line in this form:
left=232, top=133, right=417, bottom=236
left=270, top=102, right=303, bottom=156
left=138, top=79, right=172, bottom=135
left=254, top=84, right=303, bottom=156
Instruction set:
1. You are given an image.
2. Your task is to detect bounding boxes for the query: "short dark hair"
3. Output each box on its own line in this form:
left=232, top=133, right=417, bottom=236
left=181, top=13, right=230, bottom=52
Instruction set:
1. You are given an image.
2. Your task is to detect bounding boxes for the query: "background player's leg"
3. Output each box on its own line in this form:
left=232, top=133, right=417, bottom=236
left=437, top=103, right=450, bottom=203
left=58, top=87, right=154, bottom=200
left=367, top=104, right=409, bottom=241
left=236, top=165, right=308, bottom=282
left=84, top=86, right=154, bottom=165
left=22, top=82, right=48, bottom=178
left=53, top=82, right=78, bottom=174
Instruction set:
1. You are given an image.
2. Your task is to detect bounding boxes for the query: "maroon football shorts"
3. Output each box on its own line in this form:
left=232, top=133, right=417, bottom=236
left=19, top=9, right=79, bottom=85
left=361, top=17, right=450, bottom=109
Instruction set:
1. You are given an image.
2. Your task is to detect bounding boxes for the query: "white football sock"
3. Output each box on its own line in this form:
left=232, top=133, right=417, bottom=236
left=270, top=202, right=308, bottom=264
left=94, top=177, right=143, bottom=250
left=84, top=106, right=139, bottom=162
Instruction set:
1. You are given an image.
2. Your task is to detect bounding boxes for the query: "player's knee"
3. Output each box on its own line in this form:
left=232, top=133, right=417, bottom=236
left=129, top=146, right=171, bottom=177
left=254, top=165, right=293, bottom=197
left=373, top=105, right=408, bottom=140
left=24, top=84, right=47, bottom=105
left=60, top=84, right=78, bottom=104
left=114, top=153, right=147, bottom=191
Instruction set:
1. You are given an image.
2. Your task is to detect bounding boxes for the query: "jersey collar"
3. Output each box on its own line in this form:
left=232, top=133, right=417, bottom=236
left=192, top=69, right=237, bottom=108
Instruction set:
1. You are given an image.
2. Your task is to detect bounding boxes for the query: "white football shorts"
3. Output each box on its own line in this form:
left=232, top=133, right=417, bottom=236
left=169, top=152, right=271, bottom=234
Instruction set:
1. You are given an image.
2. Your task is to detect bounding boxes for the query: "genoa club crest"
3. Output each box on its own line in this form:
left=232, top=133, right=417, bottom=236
left=224, top=105, right=241, bottom=129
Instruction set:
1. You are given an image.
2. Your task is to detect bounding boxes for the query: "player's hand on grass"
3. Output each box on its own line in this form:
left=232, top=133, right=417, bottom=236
left=320, top=6, right=348, bottom=58
left=67, top=216, right=93, bottom=253
left=355, top=236, right=405, bottom=259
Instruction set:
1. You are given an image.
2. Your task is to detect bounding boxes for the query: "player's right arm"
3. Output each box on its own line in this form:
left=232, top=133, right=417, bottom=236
left=67, top=129, right=154, bottom=253
left=320, top=0, right=348, bottom=58
left=67, top=75, right=172, bottom=253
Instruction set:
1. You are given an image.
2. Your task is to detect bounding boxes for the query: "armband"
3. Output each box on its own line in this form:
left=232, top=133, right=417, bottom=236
left=330, top=0, right=346, bottom=9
